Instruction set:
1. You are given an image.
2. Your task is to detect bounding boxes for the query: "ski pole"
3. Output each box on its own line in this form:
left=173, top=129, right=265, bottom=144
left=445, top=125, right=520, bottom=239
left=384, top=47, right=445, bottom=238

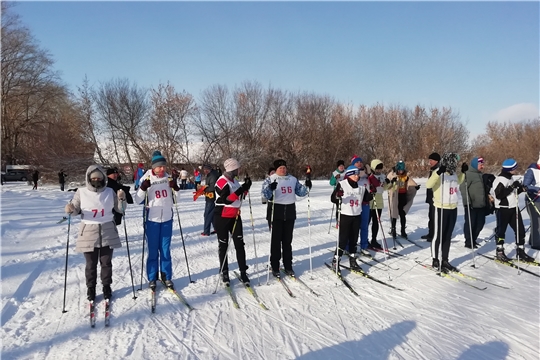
left=373, top=196, right=391, bottom=280
left=138, top=191, right=148, bottom=291
left=464, top=177, right=477, bottom=268
left=61, top=214, right=71, bottom=313
left=173, top=189, right=194, bottom=283
left=438, top=174, right=444, bottom=273
left=212, top=213, right=239, bottom=294
left=487, top=196, right=538, bottom=241
left=121, top=203, right=137, bottom=299
left=266, top=188, right=276, bottom=285
left=387, top=191, right=396, bottom=250
left=334, top=198, right=342, bottom=276
left=327, top=203, right=335, bottom=234
left=307, top=188, right=313, bottom=279
left=247, top=191, right=260, bottom=286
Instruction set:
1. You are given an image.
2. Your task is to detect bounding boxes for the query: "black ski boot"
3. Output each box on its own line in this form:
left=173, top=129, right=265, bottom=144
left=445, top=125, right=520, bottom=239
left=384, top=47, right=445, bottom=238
left=441, top=260, right=458, bottom=273
left=271, top=269, right=280, bottom=278
left=149, top=280, right=157, bottom=291
left=164, top=280, right=174, bottom=289
left=87, top=287, right=96, bottom=301
left=103, top=285, right=112, bottom=300
left=283, top=268, right=295, bottom=276
left=349, top=255, right=362, bottom=271
left=369, top=240, right=383, bottom=250
left=390, top=227, right=397, bottom=239
left=432, top=258, right=440, bottom=269
left=160, top=271, right=167, bottom=283
left=400, top=227, right=408, bottom=239
left=240, top=271, right=250, bottom=284
left=495, top=247, right=510, bottom=262
left=222, top=272, right=230, bottom=284
left=464, top=241, right=479, bottom=249
left=516, top=247, right=535, bottom=263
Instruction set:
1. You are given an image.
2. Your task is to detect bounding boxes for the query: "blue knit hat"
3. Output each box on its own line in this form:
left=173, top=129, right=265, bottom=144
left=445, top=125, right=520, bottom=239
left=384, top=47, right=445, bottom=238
left=350, top=155, right=363, bottom=166
left=151, top=150, right=167, bottom=168
left=470, top=157, right=484, bottom=170
left=502, top=158, right=517, bottom=171
left=344, top=165, right=359, bottom=178
left=395, top=161, right=406, bottom=171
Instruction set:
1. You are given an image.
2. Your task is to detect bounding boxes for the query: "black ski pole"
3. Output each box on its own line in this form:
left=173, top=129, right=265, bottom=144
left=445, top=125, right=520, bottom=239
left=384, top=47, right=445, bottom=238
left=173, top=189, right=195, bottom=283
left=122, top=203, right=137, bottom=299
left=61, top=214, right=71, bottom=313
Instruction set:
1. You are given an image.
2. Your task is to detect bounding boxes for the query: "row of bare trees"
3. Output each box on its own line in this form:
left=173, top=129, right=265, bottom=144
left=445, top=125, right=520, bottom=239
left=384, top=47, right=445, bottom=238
left=2, top=4, right=538, bottom=181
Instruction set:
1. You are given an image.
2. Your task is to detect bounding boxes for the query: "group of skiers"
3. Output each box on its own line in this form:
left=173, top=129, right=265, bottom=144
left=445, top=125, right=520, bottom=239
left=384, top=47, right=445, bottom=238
left=63, top=149, right=540, bottom=302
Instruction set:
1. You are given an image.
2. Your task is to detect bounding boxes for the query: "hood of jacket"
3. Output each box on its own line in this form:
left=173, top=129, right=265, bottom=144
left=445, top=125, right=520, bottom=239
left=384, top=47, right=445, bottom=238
left=85, top=165, right=107, bottom=192
left=370, top=159, right=383, bottom=170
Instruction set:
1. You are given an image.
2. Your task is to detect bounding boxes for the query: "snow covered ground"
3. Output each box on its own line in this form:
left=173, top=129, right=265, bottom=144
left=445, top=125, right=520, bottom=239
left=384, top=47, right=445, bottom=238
left=1, top=179, right=539, bottom=360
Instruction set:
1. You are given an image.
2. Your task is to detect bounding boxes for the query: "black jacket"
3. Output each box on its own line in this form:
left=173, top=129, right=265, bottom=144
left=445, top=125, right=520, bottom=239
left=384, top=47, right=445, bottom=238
left=106, top=178, right=134, bottom=225
left=204, top=169, right=219, bottom=202
left=425, top=163, right=439, bottom=204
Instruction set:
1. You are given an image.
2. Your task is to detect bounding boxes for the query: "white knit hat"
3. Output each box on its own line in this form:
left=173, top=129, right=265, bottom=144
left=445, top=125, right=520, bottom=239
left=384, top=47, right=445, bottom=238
left=224, top=158, right=240, bottom=172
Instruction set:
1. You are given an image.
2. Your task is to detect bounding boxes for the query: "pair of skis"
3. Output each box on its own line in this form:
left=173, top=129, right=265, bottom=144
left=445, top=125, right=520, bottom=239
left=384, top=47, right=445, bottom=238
left=478, top=253, right=540, bottom=278
left=223, top=271, right=269, bottom=310
left=89, top=299, right=110, bottom=328
left=151, top=281, right=194, bottom=313
left=325, top=261, right=403, bottom=293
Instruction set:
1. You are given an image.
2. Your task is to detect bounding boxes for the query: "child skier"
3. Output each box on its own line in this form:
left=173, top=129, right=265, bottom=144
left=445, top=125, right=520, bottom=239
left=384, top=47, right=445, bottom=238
left=330, top=165, right=372, bottom=271
left=492, top=158, right=535, bottom=262
left=135, top=151, right=180, bottom=290
left=368, top=159, right=391, bottom=250
left=64, top=165, right=125, bottom=301
left=387, top=161, right=419, bottom=239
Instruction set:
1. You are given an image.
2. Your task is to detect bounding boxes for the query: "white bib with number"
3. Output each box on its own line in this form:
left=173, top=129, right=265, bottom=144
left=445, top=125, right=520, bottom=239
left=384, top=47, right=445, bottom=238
left=339, top=180, right=364, bottom=217
left=80, top=187, right=115, bottom=224
left=270, top=174, right=298, bottom=205
left=440, top=174, right=459, bottom=206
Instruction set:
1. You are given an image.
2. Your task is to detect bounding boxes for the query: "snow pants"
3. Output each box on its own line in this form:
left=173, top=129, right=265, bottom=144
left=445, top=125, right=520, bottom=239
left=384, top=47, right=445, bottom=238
left=335, top=214, right=360, bottom=257
left=496, top=207, right=525, bottom=246
left=431, top=208, right=457, bottom=261
left=145, top=219, right=173, bottom=282
left=526, top=201, right=540, bottom=249
left=463, top=207, right=486, bottom=245
left=215, top=214, right=247, bottom=273
left=358, top=203, right=370, bottom=249
left=84, top=246, right=113, bottom=288
left=369, top=209, right=383, bottom=241
left=270, top=218, right=295, bottom=272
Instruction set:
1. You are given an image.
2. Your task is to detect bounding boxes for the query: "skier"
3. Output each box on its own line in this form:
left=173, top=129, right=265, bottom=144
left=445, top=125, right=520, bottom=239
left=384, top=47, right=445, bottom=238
left=387, top=160, right=419, bottom=240
left=422, top=152, right=441, bottom=241
left=214, top=158, right=252, bottom=283
left=58, top=169, right=67, bottom=191
left=135, top=151, right=180, bottom=290
left=459, top=157, right=489, bottom=249
left=367, top=159, right=391, bottom=250
left=330, top=165, right=372, bottom=271
left=32, top=170, right=39, bottom=190
left=261, top=159, right=310, bottom=277
left=351, top=155, right=378, bottom=256
left=329, top=160, right=346, bottom=224
left=523, top=153, right=540, bottom=250
left=106, top=168, right=134, bottom=225
left=492, top=159, right=535, bottom=262
left=201, top=164, right=219, bottom=236
left=426, top=153, right=464, bottom=271
left=64, top=165, right=125, bottom=301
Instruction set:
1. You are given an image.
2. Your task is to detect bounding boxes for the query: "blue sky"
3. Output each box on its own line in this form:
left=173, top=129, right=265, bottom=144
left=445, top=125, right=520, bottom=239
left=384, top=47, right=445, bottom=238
left=13, top=1, right=539, bottom=137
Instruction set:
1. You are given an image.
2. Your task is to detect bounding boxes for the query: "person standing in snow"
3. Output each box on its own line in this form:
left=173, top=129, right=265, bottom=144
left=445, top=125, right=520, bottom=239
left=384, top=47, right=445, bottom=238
left=194, top=167, right=202, bottom=187
left=387, top=160, right=419, bottom=240
left=135, top=151, right=180, bottom=290
left=367, top=159, right=391, bottom=250
left=422, top=152, right=441, bottom=242
left=106, top=168, right=134, bottom=226
left=329, top=160, right=346, bottom=224
left=134, top=163, right=145, bottom=190
left=330, top=165, right=372, bottom=271
left=32, top=170, right=39, bottom=190
left=261, top=159, right=310, bottom=277
left=305, top=165, right=312, bottom=181
left=64, top=165, right=125, bottom=301
left=492, top=159, right=535, bottom=263
left=214, top=158, right=252, bottom=284
left=459, top=157, right=489, bottom=249
left=523, top=154, right=540, bottom=250
left=426, top=153, right=464, bottom=272
left=350, top=155, right=378, bottom=256
left=201, top=164, right=219, bottom=236
left=58, top=169, right=67, bottom=191
left=179, top=167, right=189, bottom=190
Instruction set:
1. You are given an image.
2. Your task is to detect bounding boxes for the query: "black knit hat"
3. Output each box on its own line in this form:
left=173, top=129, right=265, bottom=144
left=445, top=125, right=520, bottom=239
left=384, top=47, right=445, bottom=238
left=429, top=152, right=441, bottom=162
left=106, top=168, right=118, bottom=176
left=273, top=159, right=287, bottom=168
left=337, top=160, right=345, bottom=167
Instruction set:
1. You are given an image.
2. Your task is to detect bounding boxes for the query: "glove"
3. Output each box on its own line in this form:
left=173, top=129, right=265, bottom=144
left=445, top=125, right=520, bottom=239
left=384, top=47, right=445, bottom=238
left=415, top=185, right=421, bottom=190
left=391, top=178, right=397, bottom=184
left=169, top=178, right=180, bottom=191
left=205, top=192, right=214, bottom=199
left=65, top=203, right=75, bottom=214
left=117, top=189, right=126, bottom=201
left=305, top=179, right=312, bottom=190
left=242, top=177, right=252, bottom=192
left=384, top=178, right=390, bottom=184
left=269, top=180, right=278, bottom=191
left=336, top=189, right=344, bottom=198
left=335, top=174, right=341, bottom=179
left=512, top=180, right=521, bottom=189
left=461, top=163, right=469, bottom=173
left=437, top=165, right=447, bottom=175
left=140, top=179, right=151, bottom=192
